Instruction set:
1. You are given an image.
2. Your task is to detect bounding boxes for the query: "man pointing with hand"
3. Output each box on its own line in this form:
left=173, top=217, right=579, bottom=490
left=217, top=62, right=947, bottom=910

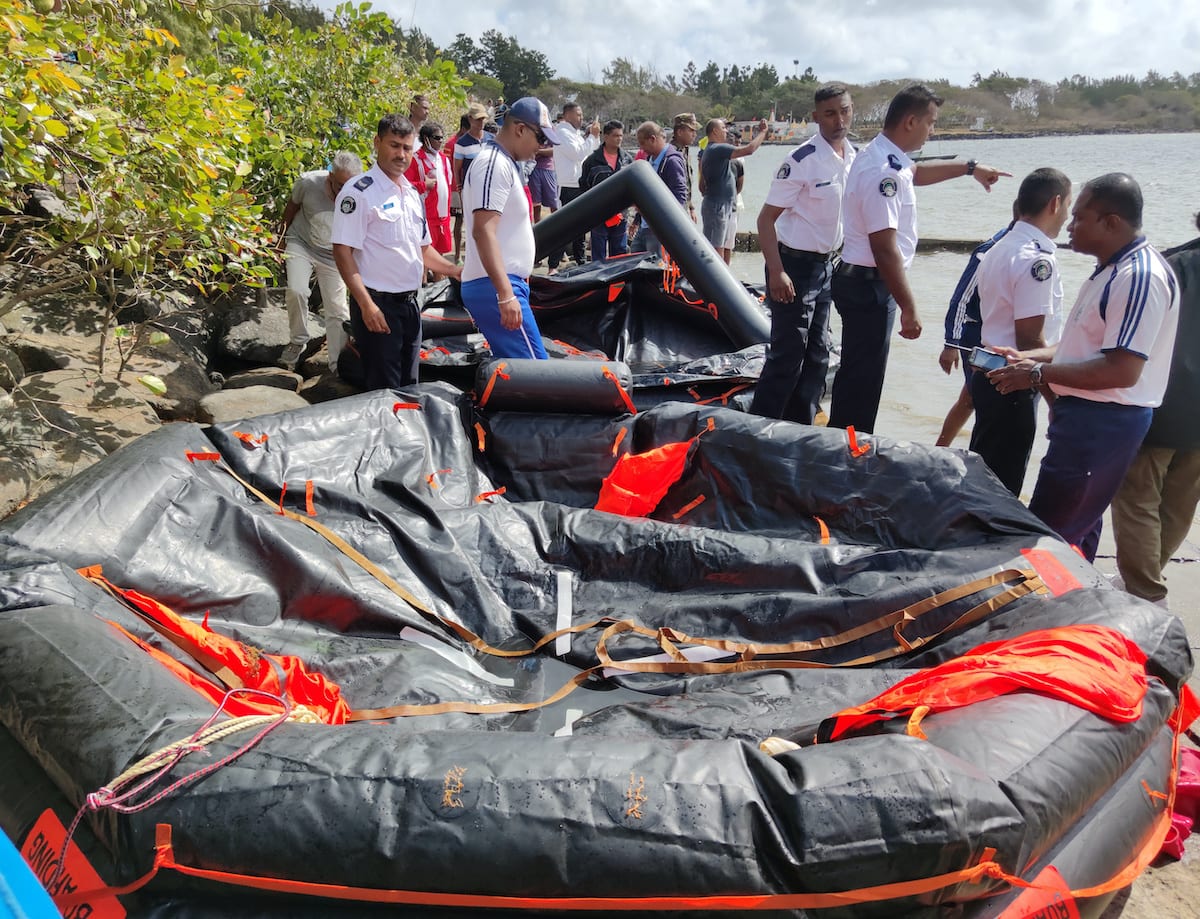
left=828, top=83, right=1010, bottom=434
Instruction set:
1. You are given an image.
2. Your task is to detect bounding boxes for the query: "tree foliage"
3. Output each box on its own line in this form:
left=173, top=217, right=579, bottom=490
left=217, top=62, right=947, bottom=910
left=1, top=0, right=271, bottom=323
left=443, top=29, right=553, bottom=102
left=0, top=0, right=466, bottom=377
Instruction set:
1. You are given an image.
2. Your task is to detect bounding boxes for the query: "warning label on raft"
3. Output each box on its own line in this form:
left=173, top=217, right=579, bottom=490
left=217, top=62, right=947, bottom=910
left=22, top=808, right=127, bottom=919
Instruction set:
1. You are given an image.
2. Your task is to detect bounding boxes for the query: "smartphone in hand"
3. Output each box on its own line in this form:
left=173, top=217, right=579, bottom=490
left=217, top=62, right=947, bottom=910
left=968, top=348, right=1008, bottom=372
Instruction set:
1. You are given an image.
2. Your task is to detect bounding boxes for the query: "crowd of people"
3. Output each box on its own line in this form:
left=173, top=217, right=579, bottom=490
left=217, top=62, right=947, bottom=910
left=277, top=85, right=1196, bottom=608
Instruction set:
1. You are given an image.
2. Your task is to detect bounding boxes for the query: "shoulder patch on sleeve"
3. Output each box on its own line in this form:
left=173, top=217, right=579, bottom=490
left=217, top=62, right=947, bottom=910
left=879, top=176, right=898, bottom=198
left=1030, top=258, right=1052, bottom=281
left=353, top=175, right=373, bottom=191
left=775, top=162, right=791, bottom=179
left=339, top=196, right=356, bottom=214
left=886, top=153, right=904, bottom=171
left=790, top=144, right=817, bottom=164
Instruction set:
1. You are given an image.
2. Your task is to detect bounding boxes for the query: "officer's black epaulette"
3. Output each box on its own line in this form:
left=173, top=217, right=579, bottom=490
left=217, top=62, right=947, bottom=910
left=886, top=153, right=904, bottom=171
left=791, top=145, right=817, bottom=163
left=353, top=176, right=374, bottom=191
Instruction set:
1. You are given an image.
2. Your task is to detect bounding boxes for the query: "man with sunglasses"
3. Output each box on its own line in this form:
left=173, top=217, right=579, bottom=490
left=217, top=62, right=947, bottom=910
left=460, top=97, right=561, bottom=360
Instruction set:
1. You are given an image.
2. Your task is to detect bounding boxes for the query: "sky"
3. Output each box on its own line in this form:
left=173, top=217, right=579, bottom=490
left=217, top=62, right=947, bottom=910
left=347, top=0, right=1199, bottom=89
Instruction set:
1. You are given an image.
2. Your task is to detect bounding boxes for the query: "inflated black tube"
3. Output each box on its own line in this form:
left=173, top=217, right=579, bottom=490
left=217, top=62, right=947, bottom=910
left=534, top=160, right=769, bottom=348
left=475, top=358, right=635, bottom=414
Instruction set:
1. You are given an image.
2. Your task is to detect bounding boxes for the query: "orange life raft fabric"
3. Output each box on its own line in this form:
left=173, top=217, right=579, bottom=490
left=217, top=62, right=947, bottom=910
left=819, top=624, right=1148, bottom=742
left=594, top=439, right=695, bottom=517
left=82, top=568, right=351, bottom=725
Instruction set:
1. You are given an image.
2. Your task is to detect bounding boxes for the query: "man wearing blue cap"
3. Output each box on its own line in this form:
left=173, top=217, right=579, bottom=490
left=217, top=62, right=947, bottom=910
left=460, top=97, right=561, bottom=359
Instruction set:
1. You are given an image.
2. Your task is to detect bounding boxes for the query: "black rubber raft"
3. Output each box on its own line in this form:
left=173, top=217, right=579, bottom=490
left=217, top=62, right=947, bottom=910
left=0, top=376, right=1192, bottom=918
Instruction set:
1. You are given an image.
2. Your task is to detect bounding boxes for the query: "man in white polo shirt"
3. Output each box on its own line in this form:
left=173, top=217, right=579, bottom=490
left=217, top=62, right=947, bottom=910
left=971, top=167, right=1071, bottom=495
left=990, top=173, right=1180, bottom=561
left=829, top=84, right=1009, bottom=434
left=331, top=114, right=461, bottom=390
left=749, top=83, right=855, bottom=425
left=547, top=103, right=599, bottom=270
left=460, top=97, right=561, bottom=359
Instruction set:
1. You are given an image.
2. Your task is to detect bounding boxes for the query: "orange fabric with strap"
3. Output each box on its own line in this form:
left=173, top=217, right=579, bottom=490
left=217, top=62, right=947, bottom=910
left=821, top=624, right=1147, bottom=742
left=81, top=568, right=351, bottom=724
left=595, top=439, right=694, bottom=517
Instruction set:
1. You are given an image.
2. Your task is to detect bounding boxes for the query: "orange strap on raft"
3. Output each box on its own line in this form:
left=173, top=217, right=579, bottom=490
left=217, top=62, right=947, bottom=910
left=845, top=426, right=870, bottom=457
left=232, top=431, right=268, bottom=448
left=818, top=624, right=1148, bottom=743
left=56, top=784, right=1184, bottom=918
left=610, top=427, right=628, bottom=457
left=671, top=494, right=706, bottom=520
left=601, top=366, right=637, bottom=415
left=813, top=516, right=830, bottom=544
left=476, top=361, right=510, bottom=409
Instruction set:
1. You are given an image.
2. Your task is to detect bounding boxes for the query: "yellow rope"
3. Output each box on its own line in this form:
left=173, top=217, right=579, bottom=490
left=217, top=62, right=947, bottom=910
left=106, top=706, right=319, bottom=791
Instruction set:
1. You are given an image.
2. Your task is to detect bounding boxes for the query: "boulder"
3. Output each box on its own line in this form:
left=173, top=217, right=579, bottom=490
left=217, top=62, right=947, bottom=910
left=298, top=372, right=360, bottom=404
left=0, top=345, right=22, bottom=392
left=222, top=367, right=303, bottom=392
left=117, top=334, right=218, bottom=422
left=14, top=370, right=161, bottom=455
left=217, top=287, right=324, bottom=365
left=197, top=385, right=310, bottom=424
left=0, top=388, right=109, bottom=520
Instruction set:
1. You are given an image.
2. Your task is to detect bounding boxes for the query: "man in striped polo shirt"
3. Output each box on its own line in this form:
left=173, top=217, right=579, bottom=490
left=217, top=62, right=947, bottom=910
left=989, top=173, right=1180, bottom=560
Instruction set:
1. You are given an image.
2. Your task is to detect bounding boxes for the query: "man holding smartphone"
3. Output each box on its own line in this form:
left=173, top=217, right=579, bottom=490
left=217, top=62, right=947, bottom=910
left=990, top=173, right=1180, bottom=561
left=971, top=168, right=1071, bottom=494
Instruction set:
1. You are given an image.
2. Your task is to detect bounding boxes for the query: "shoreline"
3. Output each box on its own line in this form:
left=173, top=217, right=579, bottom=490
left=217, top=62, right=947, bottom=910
left=733, top=233, right=987, bottom=254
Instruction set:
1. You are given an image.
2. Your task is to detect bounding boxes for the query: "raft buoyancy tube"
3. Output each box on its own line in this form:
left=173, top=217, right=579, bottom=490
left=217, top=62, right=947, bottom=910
left=475, top=358, right=635, bottom=415
left=533, top=159, right=769, bottom=348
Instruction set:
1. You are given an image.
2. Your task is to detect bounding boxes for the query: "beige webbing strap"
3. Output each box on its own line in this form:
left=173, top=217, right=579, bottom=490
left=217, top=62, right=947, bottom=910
left=210, top=462, right=1044, bottom=718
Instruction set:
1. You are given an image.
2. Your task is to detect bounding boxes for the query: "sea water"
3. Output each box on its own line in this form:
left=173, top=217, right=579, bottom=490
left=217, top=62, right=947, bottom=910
left=726, top=132, right=1199, bottom=496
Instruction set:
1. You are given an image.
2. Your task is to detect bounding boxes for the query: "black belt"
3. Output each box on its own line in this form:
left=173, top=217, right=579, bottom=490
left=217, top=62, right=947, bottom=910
left=835, top=262, right=881, bottom=280
left=779, top=243, right=836, bottom=263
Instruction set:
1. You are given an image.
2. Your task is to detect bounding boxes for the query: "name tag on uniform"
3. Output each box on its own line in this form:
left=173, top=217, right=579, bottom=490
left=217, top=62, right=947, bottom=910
left=382, top=201, right=396, bottom=210
left=815, top=180, right=832, bottom=188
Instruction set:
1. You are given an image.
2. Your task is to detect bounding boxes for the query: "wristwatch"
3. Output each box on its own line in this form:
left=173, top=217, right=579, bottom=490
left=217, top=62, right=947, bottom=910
left=965, top=159, right=977, bottom=176
left=1029, top=362, right=1044, bottom=386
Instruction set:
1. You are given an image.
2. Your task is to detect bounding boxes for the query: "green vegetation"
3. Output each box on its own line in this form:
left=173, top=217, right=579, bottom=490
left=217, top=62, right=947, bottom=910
left=0, top=0, right=463, bottom=343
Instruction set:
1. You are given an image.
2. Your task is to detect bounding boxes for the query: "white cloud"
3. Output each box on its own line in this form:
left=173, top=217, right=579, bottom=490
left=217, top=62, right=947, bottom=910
left=343, top=0, right=1199, bottom=87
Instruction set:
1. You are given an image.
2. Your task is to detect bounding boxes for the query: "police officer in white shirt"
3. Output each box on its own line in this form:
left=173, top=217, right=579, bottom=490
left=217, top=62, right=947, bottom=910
left=970, top=168, right=1071, bottom=495
left=990, top=173, right=1180, bottom=561
left=331, top=114, right=461, bottom=391
left=829, top=84, right=1009, bottom=434
left=749, top=84, right=855, bottom=425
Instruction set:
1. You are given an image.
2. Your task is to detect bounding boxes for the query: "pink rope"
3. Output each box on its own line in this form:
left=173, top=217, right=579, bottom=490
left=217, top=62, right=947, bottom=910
left=48, top=688, right=294, bottom=894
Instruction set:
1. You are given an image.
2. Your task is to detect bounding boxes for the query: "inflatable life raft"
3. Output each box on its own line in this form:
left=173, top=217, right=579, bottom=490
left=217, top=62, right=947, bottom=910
left=389, top=158, right=773, bottom=408
left=0, top=373, right=1193, bottom=918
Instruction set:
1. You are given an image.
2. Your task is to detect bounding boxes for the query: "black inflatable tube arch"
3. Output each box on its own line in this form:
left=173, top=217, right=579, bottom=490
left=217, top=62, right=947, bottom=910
left=533, top=159, right=770, bottom=348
